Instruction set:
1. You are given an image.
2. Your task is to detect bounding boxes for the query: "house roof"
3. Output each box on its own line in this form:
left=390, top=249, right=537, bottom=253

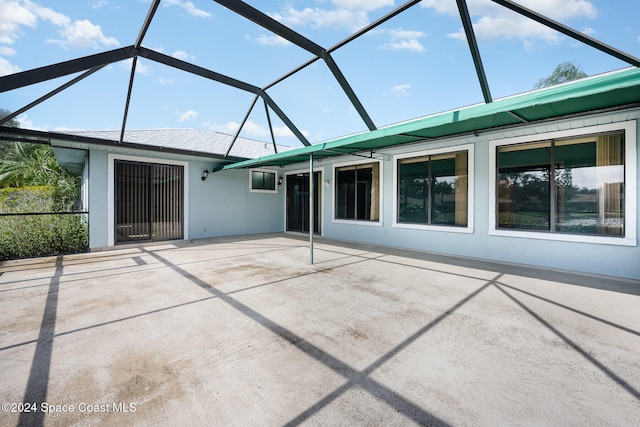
left=0, top=126, right=293, bottom=175
left=62, top=128, right=293, bottom=159
left=223, top=67, right=640, bottom=170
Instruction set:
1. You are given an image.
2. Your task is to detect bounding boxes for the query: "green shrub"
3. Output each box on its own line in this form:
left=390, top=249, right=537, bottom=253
left=0, top=186, right=55, bottom=213
left=0, top=186, right=88, bottom=260
left=0, top=213, right=88, bottom=261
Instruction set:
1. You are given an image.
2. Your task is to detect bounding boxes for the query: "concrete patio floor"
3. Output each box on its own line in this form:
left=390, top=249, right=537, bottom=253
left=1, top=234, right=639, bottom=426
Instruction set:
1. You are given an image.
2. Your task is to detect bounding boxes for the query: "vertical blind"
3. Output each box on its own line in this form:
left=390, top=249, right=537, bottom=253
left=115, top=160, right=184, bottom=243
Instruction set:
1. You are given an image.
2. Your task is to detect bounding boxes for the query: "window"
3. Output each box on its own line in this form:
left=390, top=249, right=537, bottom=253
left=250, top=169, right=277, bottom=192
left=397, top=151, right=468, bottom=227
left=335, top=162, right=380, bottom=222
left=496, top=131, right=625, bottom=237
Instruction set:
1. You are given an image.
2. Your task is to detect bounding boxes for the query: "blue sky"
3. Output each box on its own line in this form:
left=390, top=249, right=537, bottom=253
left=1, top=0, right=639, bottom=147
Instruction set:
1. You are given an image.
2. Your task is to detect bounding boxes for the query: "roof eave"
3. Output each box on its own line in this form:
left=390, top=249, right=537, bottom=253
left=0, top=127, right=251, bottom=163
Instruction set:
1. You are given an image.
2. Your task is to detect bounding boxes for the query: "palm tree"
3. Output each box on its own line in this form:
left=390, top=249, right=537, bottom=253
left=534, top=62, right=587, bottom=89
left=1, top=109, right=81, bottom=211
left=0, top=142, right=80, bottom=211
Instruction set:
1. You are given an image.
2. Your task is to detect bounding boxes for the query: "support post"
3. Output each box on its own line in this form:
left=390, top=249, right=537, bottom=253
left=309, top=153, right=314, bottom=265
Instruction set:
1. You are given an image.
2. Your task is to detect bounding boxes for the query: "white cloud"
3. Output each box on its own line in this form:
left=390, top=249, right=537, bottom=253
left=164, top=0, right=211, bottom=19
left=52, top=126, right=88, bottom=132
left=419, top=0, right=462, bottom=16
left=0, top=0, right=38, bottom=44
left=178, top=110, right=198, bottom=122
left=422, top=0, right=598, bottom=45
left=15, top=114, right=44, bottom=131
left=0, top=44, right=18, bottom=75
left=47, top=19, right=119, bottom=49
left=448, top=14, right=559, bottom=45
left=135, top=60, right=151, bottom=75
left=172, top=50, right=190, bottom=60
left=214, top=120, right=270, bottom=138
left=381, top=29, right=427, bottom=52
left=120, top=58, right=151, bottom=75
left=0, top=46, right=15, bottom=56
left=92, top=1, right=109, bottom=9
left=389, top=84, right=411, bottom=97
left=421, top=0, right=596, bottom=19
left=0, top=1, right=119, bottom=49
left=157, top=77, right=174, bottom=85
left=278, top=125, right=311, bottom=139
left=29, top=1, right=71, bottom=27
left=0, top=56, right=21, bottom=76
left=332, top=0, right=394, bottom=12
left=271, top=7, right=368, bottom=31
left=269, top=1, right=393, bottom=32
left=208, top=120, right=309, bottom=140
left=249, top=34, right=291, bottom=47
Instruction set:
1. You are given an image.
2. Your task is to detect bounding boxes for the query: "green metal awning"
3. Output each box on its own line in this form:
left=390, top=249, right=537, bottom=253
left=223, top=67, right=640, bottom=170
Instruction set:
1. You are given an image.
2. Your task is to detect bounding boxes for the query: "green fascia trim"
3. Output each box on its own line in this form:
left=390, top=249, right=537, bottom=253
left=223, top=67, right=640, bottom=170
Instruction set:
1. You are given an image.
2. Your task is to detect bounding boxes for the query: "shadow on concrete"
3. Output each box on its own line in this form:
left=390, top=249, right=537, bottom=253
left=0, top=247, right=381, bottom=356
left=142, top=247, right=501, bottom=426
left=144, top=239, right=640, bottom=423
left=497, top=282, right=640, bottom=338
left=18, top=256, right=63, bottom=427
left=311, top=235, right=640, bottom=296
left=5, top=235, right=638, bottom=425
left=494, top=282, right=640, bottom=401
left=366, top=253, right=640, bottom=339
left=0, top=243, right=296, bottom=292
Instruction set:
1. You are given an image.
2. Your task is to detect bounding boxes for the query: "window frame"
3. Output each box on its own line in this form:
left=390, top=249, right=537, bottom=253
left=392, top=144, right=474, bottom=234
left=489, top=121, right=637, bottom=246
left=249, top=168, right=279, bottom=193
left=332, top=158, right=383, bottom=226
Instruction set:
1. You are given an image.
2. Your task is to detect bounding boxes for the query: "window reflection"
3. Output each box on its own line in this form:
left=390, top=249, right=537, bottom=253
left=397, top=151, right=468, bottom=227
left=497, top=133, right=624, bottom=236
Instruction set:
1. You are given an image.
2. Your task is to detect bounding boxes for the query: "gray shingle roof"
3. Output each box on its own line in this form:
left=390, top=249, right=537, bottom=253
left=63, top=128, right=293, bottom=159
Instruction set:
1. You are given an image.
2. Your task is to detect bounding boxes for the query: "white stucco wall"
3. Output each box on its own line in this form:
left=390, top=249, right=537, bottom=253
left=87, top=151, right=285, bottom=249
left=189, top=163, right=285, bottom=238
left=301, top=109, right=640, bottom=280
left=88, top=150, right=109, bottom=248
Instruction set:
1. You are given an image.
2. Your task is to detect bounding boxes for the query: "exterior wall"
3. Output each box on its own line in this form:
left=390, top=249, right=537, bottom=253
left=88, top=151, right=110, bottom=248
left=190, top=163, right=285, bottom=239
left=302, top=109, right=640, bottom=280
left=84, top=108, right=639, bottom=279
left=87, top=152, right=285, bottom=250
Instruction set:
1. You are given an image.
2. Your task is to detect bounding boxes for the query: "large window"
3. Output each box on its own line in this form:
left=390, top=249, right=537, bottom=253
left=397, top=151, right=468, bottom=227
left=335, top=162, right=380, bottom=222
left=496, top=131, right=625, bottom=236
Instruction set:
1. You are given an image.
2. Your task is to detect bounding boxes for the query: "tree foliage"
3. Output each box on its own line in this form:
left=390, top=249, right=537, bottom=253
left=1, top=109, right=81, bottom=211
left=0, top=109, right=19, bottom=128
left=0, top=109, right=88, bottom=259
left=0, top=142, right=80, bottom=210
left=0, top=109, right=20, bottom=158
left=534, top=61, right=588, bottom=89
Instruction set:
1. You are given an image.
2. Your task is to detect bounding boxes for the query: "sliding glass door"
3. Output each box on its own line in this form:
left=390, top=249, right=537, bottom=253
left=115, top=160, right=184, bottom=244
left=286, top=172, right=320, bottom=234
